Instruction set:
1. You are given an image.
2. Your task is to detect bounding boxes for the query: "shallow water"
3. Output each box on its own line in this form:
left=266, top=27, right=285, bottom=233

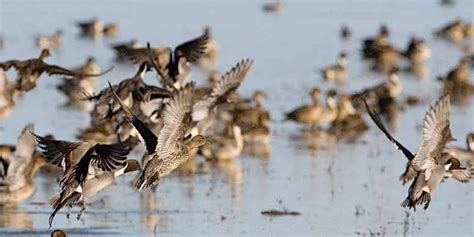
left=0, top=0, right=473, bottom=236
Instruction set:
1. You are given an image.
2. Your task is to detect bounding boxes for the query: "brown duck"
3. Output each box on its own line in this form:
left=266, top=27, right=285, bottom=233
left=0, top=49, right=112, bottom=92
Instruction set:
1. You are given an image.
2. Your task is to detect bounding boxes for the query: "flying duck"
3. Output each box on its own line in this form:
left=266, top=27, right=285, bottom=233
left=0, top=49, right=112, bottom=92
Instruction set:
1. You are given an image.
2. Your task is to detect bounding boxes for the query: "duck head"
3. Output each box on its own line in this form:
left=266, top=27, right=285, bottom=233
left=467, top=133, right=474, bottom=151
left=124, top=159, right=141, bottom=173
left=310, top=87, right=321, bottom=103
left=39, top=49, right=51, bottom=60
left=185, top=135, right=207, bottom=149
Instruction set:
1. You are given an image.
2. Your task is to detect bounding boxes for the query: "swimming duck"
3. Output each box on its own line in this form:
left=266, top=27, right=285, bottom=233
left=321, top=52, right=346, bottom=82
left=57, top=57, right=101, bottom=108
left=262, top=0, right=281, bottom=13
left=362, top=25, right=390, bottom=58
left=0, top=69, right=22, bottom=120
left=365, top=95, right=470, bottom=209
left=111, top=83, right=206, bottom=191
left=0, top=49, right=112, bottom=92
left=33, top=133, right=133, bottom=226
left=76, top=19, right=117, bottom=39
left=0, top=124, right=45, bottom=206
left=371, top=44, right=400, bottom=73
left=438, top=58, right=474, bottom=96
left=200, top=124, right=243, bottom=160
left=402, top=37, right=431, bottom=63
left=36, top=30, right=63, bottom=49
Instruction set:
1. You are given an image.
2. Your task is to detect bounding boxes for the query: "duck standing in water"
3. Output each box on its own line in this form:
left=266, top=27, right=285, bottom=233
left=0, top=124, right=45, bottom=206
left=33, top=133, right=134, bottom=227
left=286, top=89, right=337, bottom=129
left=365, top=95, right=470, bottom=210
left=200, top=124, right=243, bottom=160
left=444, top=133, right=474, bottom=167
left=76, top=19, right=118, bottom=39
left=0, top=49, right=112, bottom=92
left=320, top=52, right=346, bottom=83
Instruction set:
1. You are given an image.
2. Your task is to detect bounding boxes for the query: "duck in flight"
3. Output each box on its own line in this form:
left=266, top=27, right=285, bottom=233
left=0, top=49, right=113, bottom=92
left=364, top=94, right=470, bottom=210
left=33, top=133, right=135, bottom=227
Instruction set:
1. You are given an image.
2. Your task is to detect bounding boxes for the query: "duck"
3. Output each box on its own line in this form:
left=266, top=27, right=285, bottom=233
left=285, top=87, right=322, bottom=125
left=350, top=70, right=402, bottom=109
left=57, top=57, right=102, bottom=108
left=340, top=25, right=351, bottom=39
left=371, top=44, right=400, bottom=73
left=36, top=30, right=63, bottom=49
left=241, top=113, right=271, bottom=146
left=444, top=133, right=474, bottom=165
left=111, top=83, right=206, bottom=191
left=199, top=124, right=243, bottom=160
left=0, top=69, right=22, bottom=120
left=89, top=63, right=151, bottom=123
left=234, top=90, right=270, bottom=127
left=362, top=25, right=390, bottom=59
left=122, top=31, right=209, bottom=89
left=402, top=37, right=431, bottom=63
left=196, top=26, right=219, bottom=69
left=110, top=40, right=139, bottom=60
left=0, top=49, right=112, bottom=92
left=262, top=0, right=281, bottom=13
left=321, top=52, right=346, bottom=82
left=33, top=133, right=134, bottom=227
left=51, top=229, right=67, bottom=237
left=192, top=59, right=254, bottom=134
left=435, top=20, right=469, bottom=44
left=438, top=58, right=474, bottom=96
left=0, top=124, right=46, bottom=206
left=332, top=95, right=368, bottom=139
left=76, top=19, right=117, bottom=39
left=364, top=95, right=470, bottom=210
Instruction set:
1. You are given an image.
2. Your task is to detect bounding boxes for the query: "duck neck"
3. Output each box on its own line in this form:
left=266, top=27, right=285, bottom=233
left=233, top=126, right=244, bottom=150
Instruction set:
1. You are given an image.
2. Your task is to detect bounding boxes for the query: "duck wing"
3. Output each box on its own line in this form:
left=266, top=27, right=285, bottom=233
left=364, top=99, right=415, bottom=160
left=0, top=60, right=26, bottom=71
left=174, top=31, right=209, bottom=63
left=89, top=143, right=131, bottom=172
left=109, top=82, right=159, bottom=154
left=33, top=133, right=82, bottom=170
left=193, top=59, right=253, bottom=121
left=411, top=95, right=451, bottom=178
left=157, top=84, right=195, bottom=154
left=5, top=124, right=37, bottom=191
left=43, top=63, right=114, bottom=78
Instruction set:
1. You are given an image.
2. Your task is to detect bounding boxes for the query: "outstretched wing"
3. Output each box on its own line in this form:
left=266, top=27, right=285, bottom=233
left=33, top=133, right=82, bottom=169
left=364, top=99, right=415, bottom=160
left=174, top=31, right=209, bottom=63
left=192, top=59, right=253, bottom=121
left=90, top=143, right=131, bottom=172
left=411, top=95, right=451, bottom=173
left=44, top=63, right=114, bottom=78
left=157, top=84, right=195, bottom=154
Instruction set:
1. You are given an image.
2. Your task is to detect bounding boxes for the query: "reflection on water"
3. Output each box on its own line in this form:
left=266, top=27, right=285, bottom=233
left=0, top=207, right=32, bottom=228
left=290, top=129, right=336, bottom=157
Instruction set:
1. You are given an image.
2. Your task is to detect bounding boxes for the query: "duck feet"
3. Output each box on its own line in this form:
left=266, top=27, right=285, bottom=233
left=77, top=202, right=86, bottom=220
left=66, top=204, right=73, bottom=219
